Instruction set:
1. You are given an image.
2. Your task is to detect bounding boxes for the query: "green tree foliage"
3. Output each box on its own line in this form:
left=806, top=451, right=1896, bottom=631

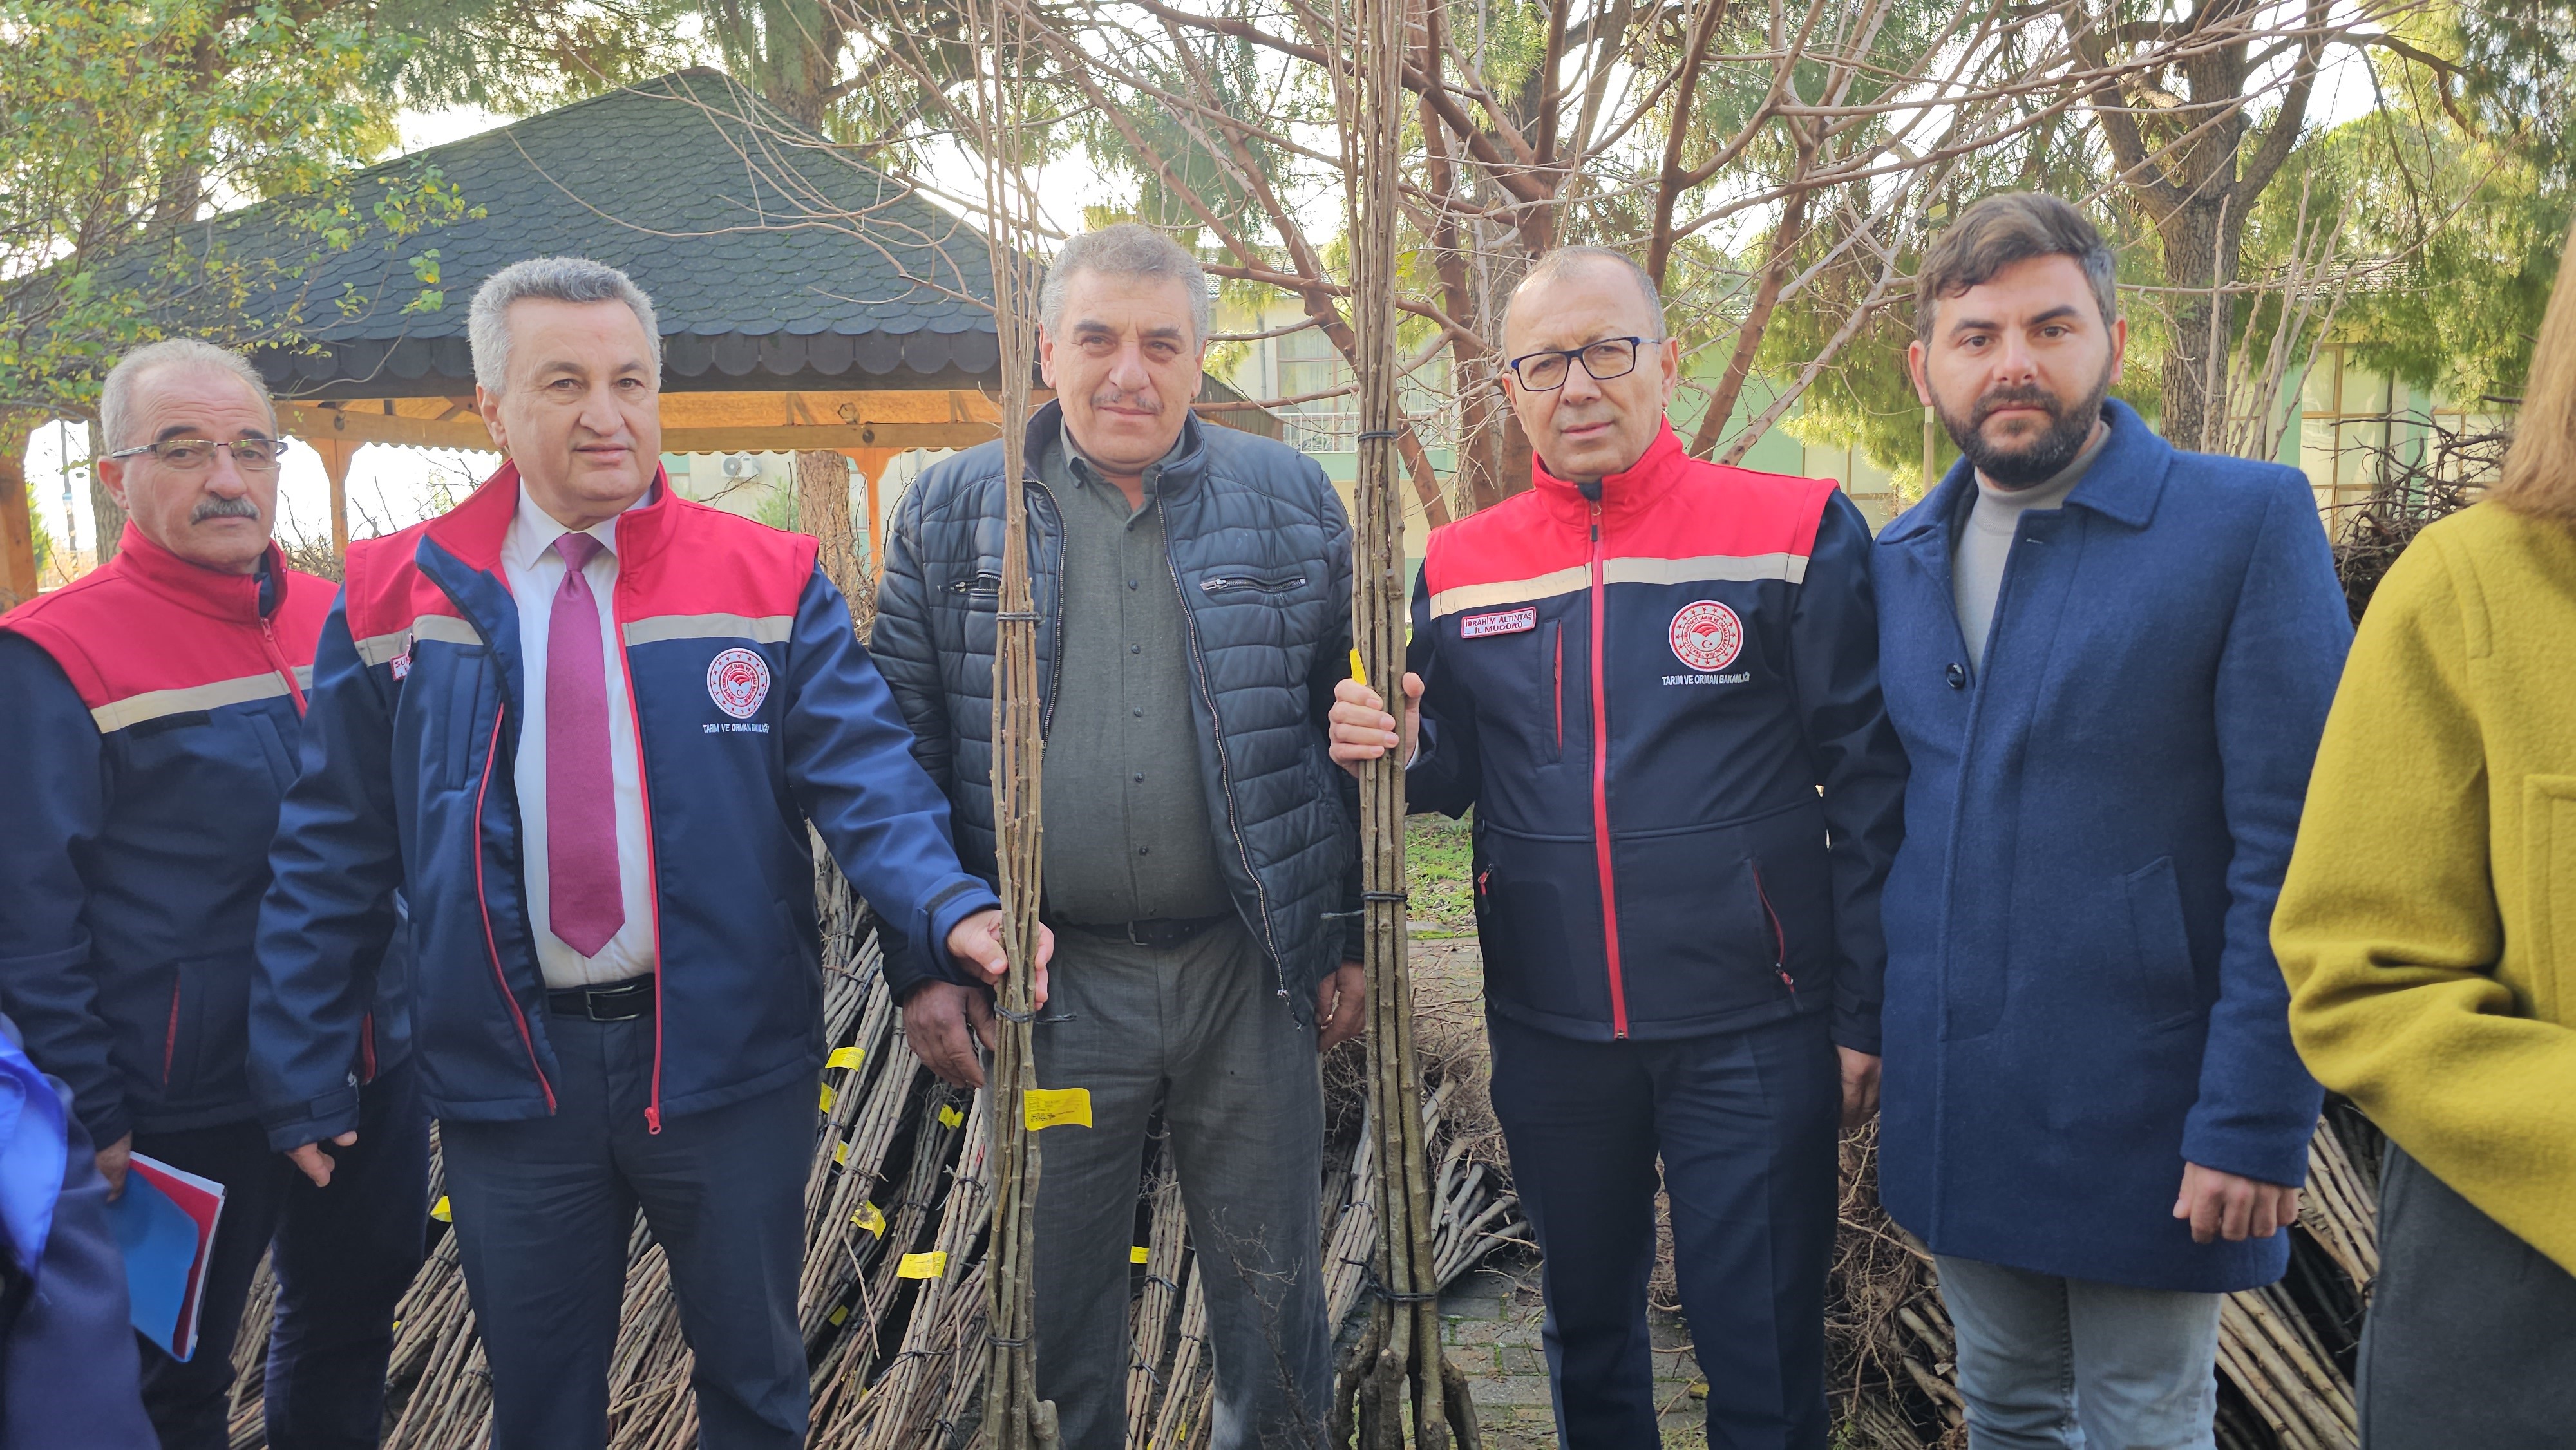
left=0, top=0, right=489, bottom=419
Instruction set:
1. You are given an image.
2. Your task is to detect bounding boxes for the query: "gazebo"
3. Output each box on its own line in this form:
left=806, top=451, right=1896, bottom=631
left=7, top=69, right=1272, bottom=590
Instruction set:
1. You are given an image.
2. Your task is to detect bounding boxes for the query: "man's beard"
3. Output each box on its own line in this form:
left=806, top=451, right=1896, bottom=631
left=1933, top=361, right=2112, bottom=488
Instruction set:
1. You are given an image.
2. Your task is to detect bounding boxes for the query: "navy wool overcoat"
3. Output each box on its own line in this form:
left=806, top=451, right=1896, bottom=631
left=1870, top=400, right=2352, bottom=1294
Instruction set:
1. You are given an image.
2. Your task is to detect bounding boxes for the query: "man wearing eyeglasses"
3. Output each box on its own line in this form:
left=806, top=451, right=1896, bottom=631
left=1329, top=247, right=1904, bottom=1448
left=0, top=339, right=426, bottom=1449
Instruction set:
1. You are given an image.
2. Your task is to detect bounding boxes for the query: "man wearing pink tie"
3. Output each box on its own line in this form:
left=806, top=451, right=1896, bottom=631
left=251, top=257, right=1037, bottom=1449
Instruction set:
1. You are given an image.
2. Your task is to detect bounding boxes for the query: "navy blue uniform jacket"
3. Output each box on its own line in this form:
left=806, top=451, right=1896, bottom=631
left=1406, top=422, right=1905, bottom=1050
left=251, top=465, right=996, bottom=1149
left=0, top=527, right=406, bottom=1151
left=1871, top=401, right=2350, bottom=1293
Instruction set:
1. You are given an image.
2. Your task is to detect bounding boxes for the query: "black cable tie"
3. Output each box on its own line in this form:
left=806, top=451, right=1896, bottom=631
left=1372, top=1284, right=1439, bottom=1304
left=1321, top=909, right=1362, bottom=920
left=988, top=1333, right=1031, bottom=1348
left=1361, top=890, right=1409, bottom=903
left=1356, top=429, right=1400, bottom=442
left=993, top=1003, right=1036, bottom=1022
left=996, top=610, right=1042, bottom=621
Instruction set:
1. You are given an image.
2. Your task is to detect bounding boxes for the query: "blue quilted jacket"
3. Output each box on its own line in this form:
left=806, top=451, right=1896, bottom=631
left=869, top=402, right=1361, bottom=1015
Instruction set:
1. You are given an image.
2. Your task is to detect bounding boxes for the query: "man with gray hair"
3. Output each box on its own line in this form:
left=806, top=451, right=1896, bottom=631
left=251, top=257, right=1028, bottom=1449
left=875, top=221, right=1361, bottom=1449
left=0, top=337, right=427, bottom=1448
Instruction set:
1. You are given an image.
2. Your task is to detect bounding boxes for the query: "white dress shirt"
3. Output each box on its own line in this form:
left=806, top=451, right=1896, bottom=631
left=502, top=485, right=658, bottom=989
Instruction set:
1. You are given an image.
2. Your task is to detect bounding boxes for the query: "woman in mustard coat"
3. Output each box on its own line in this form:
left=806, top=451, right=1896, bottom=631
left=2273, top=217, right=2576, bottom=1449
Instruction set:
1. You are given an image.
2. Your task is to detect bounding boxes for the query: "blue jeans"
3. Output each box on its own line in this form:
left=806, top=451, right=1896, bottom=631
left=1934, top=1256, right=2219, bottom=1450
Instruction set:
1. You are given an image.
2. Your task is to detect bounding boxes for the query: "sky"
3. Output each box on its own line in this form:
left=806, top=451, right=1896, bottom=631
left=26, top=46, right=2396, bottom=572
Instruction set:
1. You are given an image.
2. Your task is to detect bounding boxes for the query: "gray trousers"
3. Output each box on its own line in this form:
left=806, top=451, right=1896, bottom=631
left=1031, top=918, right=1331, bottom=1450
left=2359, top=1144, right=2576, bottom=1449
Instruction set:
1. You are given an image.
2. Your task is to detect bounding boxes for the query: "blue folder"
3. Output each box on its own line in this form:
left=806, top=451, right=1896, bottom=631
left=106, top=1172, right=204, bottom=1361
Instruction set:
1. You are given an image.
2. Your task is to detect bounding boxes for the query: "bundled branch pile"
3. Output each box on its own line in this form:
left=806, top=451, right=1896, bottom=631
left=219, top=869, right=1526, bottom=1450
left=1823, top=1105, right=2385, bottom=1450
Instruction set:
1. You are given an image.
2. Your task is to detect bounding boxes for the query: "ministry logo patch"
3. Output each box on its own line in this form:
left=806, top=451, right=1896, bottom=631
left=1668, top=600, right=1744, bottom=672
left=707, top=647, right=772, bottom=719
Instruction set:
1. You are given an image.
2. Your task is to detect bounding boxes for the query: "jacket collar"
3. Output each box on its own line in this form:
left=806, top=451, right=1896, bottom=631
left=1530, top=419, right=1685, bottom=527
left=1880, top=398, right=2170, bottom=544
left=424, top=458, right=677, bottom=576
left=1028, top=397, right=1210, bottom=498
left=110, top=522, right=285, bottom=624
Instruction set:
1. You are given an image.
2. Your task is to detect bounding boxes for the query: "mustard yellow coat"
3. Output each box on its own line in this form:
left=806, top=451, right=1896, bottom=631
left=2275, top=500, right=2576, bottom=1272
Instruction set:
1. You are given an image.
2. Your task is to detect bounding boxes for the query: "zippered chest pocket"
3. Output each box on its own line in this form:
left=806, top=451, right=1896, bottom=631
left=1198, top=571, right=1308, bottom=596
left=947, top=569, right=1004, bottom=604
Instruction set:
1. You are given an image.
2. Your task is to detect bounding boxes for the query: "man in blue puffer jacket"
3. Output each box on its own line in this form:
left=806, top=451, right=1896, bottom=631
left=872, top=224, right=1361, bottom=1450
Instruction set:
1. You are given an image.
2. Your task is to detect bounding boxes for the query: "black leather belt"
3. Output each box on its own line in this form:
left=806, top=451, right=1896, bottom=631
left=546, top=975, right=656, bottom=1021
left=1050, top=914, right=1233, bottom=951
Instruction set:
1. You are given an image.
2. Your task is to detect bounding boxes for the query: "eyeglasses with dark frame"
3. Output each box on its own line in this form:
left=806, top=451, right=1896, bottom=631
left=106, top=437, right=294, bottom=473
left=1503, top=336, right=1666, bottom=391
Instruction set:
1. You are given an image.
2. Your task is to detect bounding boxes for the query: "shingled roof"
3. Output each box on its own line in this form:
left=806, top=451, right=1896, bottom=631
left=149, top=70, right=1003, bottom=399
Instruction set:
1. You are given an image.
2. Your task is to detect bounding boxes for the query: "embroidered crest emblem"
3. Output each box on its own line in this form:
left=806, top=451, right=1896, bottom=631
left=707, top=648, right=772, bottom=719
left=1669, top=600, right=1743, bottom=672
left=1459, top=607, right=1538, bottom=639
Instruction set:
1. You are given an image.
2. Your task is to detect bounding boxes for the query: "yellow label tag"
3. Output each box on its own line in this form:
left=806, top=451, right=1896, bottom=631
left=833, top=1141, right=849, bottom=1166
left=430, top=1196, right=452, bottom=1223
left=828, top=1304, right=849, bottom=1326
left=826, top=1046, right=865, bottom=1071
left=1130, top=1245, right=1151, bottom=1265
left=1023, top=1087, right=1093, bottom=1131
left=897, top=1250, right=947, bottom=1279
left=937, top=1104, right=964, bottom=1129
left=850, top=1201, right=887, bottom=1237
left=817, top=1083, right=836, bottom=1113
left=1349, top=648, right=1367, bottom=688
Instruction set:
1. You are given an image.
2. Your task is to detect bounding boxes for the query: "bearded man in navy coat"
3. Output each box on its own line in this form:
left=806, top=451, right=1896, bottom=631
left=1871, top=193, right=2352, bottom=1449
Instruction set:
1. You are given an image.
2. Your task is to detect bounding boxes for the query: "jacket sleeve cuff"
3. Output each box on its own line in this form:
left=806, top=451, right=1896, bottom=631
left=73, top=1095, right=131, bottom=1153
left=915, top=878, right=1003, bottom=986
left=262, top=1088, right=363, bottom=1154
left=2180, top=1113, right=2320, bottom=1190
left=1830, top=999, right=1882, bottom=1055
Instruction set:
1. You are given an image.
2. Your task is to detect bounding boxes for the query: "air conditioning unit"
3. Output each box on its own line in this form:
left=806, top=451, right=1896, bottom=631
left=719, top=453, right=759, bottom=480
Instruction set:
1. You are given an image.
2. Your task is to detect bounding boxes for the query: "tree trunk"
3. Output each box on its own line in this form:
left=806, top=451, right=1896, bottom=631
left=89, top=420, right=122, bottom=564
left=1, top=413, right=39, bottom=608
left=793, top=449, right=869, bottom=626
left=2155, top=197, right=2242, bottom=453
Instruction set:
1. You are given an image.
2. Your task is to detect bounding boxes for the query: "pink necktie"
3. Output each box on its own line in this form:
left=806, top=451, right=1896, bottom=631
left=547, top=532, right=625, bottom=956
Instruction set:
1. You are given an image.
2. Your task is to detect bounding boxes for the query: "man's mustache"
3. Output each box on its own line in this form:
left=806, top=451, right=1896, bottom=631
left=1972, top=384, right=2066, bottom=427
left=193, top=496, right=262, bottom=524
left=1089, top=387, right=1162, bottom=413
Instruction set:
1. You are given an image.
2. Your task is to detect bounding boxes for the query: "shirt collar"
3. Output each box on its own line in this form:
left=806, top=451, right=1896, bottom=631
left=504, top=482, right=647, bottom=572
left=1062, top=417, right=1185, bottom=498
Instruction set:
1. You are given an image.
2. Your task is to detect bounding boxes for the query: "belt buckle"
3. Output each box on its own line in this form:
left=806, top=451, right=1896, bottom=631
left=1124, top=920, right=1150, bottom=948
left=585, top=983, right=641, bottom=1021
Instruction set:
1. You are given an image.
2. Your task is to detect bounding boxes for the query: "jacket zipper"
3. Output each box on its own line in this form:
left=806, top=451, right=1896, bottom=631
left=1199, top=572, right=1305, bottom=594
left=260, top=616, right=308, bottom=715
left=1553, top=625, right=1564, bottom=756
left=473, top=708, right=556, bottom=1113
left=1751, top=862, right=1796, bottom=995
left=1029, top=478, right=1066, bottom=739
left=610, top=553, right=670, bottom=1135
left=163, top=979, right=182, bottom=1084
left=1587, top=501, right=1629, bottom=1039
left=1162, top=532, right=1287, bottom=992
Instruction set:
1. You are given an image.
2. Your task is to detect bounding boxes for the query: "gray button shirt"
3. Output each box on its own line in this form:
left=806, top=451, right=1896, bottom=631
left=1953, top=417, right=2114, bottom=672
left=1038, top=422, right=1233, bottom=924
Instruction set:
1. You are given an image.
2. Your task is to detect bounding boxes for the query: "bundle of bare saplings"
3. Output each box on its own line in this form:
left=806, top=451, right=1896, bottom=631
left=216, top=859, right=1530, bottom=1450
